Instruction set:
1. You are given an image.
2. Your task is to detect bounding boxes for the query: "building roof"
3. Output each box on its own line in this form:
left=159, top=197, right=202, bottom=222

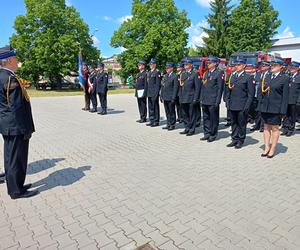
left=272, top=37, right=300, bottom=47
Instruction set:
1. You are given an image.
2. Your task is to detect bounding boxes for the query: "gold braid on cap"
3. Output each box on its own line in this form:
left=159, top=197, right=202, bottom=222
left=16, top=76, right=31, bottom=102
left=261, top=73, right=270, bottom=96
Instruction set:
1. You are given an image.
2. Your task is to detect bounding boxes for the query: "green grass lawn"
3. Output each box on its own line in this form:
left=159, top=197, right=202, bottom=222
left=27, top=88, right=135, bottom=97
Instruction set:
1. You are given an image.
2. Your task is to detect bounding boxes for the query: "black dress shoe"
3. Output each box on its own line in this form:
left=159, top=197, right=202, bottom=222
left=146, top=122, right=153, bottom=126
left=0, top=172, right=5, bottom=178
left=261, top=150, right=270, bottom=157
left=286, top=131, right=293, bottom=137
left=151, top=123, right=159, bottom=127
left=140, top=119, right=147, bottom=123
left=136, top=119, right=142, bottom=123
left=0, top=178, right=4, bottom=184
left=281, top=131, right=288, bottom=136
left=267, top=154, right=275, bottom=159
left=259, top=128, right=264, bottom=132
left=162, top=126, right=169, bottom=130
left=180, top=130, right=188, bottom=135
left=23, top=183, right=32, bottom=191
left=186, top=131, right=195, bottom=136
left=227, top=142, right=237, bottom=147
left=235, top=142, right=243, bottom=149
left=207, top=137, right=216, bottom=142
left=168, top=126, right=175, bottom=131
left=89, top=109, right=97, bottom=113
left=200, top=136, right=209, bottom=141
left=10, top=190, right=39, bottom=200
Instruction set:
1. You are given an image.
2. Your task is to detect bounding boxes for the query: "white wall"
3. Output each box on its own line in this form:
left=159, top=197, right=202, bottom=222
left=269, top=44, right=300, bottom=61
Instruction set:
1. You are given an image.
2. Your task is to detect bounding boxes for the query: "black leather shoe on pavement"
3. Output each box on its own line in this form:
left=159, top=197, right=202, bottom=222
left=23, top=183, right=32, bottom=191
left=180, top=130, right=188, bottom=135
left=186, top=131, right=195, bottom=136
left=146, top=122, right=153, bottom=126
left=207, top=137, right=216, bottom=142
left=168, top=126, right=175, bottom=131
left=226, top=142, right=237, bottom=147
left=200, top=136, right=209, bottom=141
left=235, top=142, right=243, bottom=149
left=162, top=126, right=169, bottom=130
left=10, top=190, right=39, bottom=200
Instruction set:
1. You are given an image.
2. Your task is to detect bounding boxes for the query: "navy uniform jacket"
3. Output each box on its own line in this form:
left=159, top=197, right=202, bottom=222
left=89, top=71, right=97, bottom=92
left=147, top=69, right=161, bottom=98
left=228, top=71, right=255, bottom=111
left=160, top=72, right=179, bottom=101
left=178, top=70, right=200, bottom=104
left=0, top=68, right=35, bottom=136
left=288, top=72, right=300, bottom=105
left=96, top=70, right=108, bottom=93
left=135, top=70, right=148, bottom=98
left=257, top=73, right=289, bottom=114
left=201, top=69, right=224, bottom=106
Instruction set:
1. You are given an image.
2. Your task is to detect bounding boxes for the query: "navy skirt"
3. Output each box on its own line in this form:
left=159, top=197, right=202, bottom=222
left=261, top=112, right=282, bottom=126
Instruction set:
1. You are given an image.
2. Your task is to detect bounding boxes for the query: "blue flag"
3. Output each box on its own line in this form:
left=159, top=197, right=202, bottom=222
left=78, top=53, right=86, bottom=87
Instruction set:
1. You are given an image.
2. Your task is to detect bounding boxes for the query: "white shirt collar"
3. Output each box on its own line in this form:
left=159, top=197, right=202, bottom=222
left=237, top=70, right=244, bottom=77
left=209, top=68, right=216, bottom=73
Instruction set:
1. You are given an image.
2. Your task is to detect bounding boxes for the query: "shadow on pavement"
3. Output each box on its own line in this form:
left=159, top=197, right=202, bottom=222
left=27, top=158, right=65, bottom=175
left=31, top=165, right=91, bottom=193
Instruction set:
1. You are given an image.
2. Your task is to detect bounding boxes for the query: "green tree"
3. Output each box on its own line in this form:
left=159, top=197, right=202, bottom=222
left=227, top=0, right=281, bottom=55
left=111, top=0, right=190, bottom=79
left=11, top=0, right=100, bottom=86
left=202, top=0, right=233, bottom=58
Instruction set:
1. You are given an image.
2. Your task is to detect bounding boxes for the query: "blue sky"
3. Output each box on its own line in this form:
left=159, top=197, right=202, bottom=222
left=0, top=0, right=298, bottom=58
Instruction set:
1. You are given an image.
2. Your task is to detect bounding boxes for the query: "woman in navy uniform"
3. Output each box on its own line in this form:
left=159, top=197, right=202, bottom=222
left=160, top=63, right=179, bottom=130
left=257, top=59, right=289, bottom=158
left=200, top=57, right=224, bottom=142
left=226, top=59, right=255, bottom=149
left=135, top=61, right=148, bottom=123
left=178, top=59, right=201, bottom=136
left=0, top=47, right=38, bottom=199
left=281, top=61, right=300, bottom=136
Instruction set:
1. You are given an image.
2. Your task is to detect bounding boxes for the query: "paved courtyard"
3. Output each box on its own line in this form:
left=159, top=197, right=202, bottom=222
left=1, top=94, right=300, bottom=250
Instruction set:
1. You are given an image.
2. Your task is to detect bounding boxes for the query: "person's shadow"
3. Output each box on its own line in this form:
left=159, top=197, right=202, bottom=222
left=27, top=158, right=65, bottom=175
left=31, top=165, right=91, bottom=193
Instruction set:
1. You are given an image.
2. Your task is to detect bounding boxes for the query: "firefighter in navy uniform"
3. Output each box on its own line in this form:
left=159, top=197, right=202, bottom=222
left=248, top=63, right=263, bottom=132
left=95, top=62, right=108, bottom=115
left=193, top=64, right=202, bottom=128
left=0, top=47, right=38, bottom=199
left=257, top=59, right=289, bottom=158
left=176, top=63, right=184, bottom=123
left=160, top=63, right=179, bottom=131
left=200, top=57, right=224, bottom=142
left=88, top=66, right=98, bottom=113
left=82, top=63, right=90, bottom=111
left=178, top=59, right=201, bottom=136
left=281, top=61, right=300, bottom=136
left=135, top=61, right=148, bottom=123
left=223, top=63, right=237, bottom=127
left=146, top=58, right=161, bottom=127
left=226, top=59, right=255, bottom=149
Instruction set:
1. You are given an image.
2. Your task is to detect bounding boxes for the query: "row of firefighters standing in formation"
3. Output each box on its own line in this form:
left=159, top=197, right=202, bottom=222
left=134, top=57, right=300, bottom=158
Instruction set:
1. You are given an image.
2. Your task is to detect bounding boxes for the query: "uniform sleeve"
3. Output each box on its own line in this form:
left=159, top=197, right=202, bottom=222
left=297, top=80, right=300, bottom=105
left=281, top=77, right=289, bottom=115
left=245, top=75, right=255, bottom=110
left=193, top=73, right=201, bottom=102
left=104, top=73, right=108, bottom=85
left=216, top=71, right=224, bottom=105
left=156, top=71, right=161, bottom=94
left=172, top=74, right=179, bottom=101
left=4, top=76, right=24, bottom=111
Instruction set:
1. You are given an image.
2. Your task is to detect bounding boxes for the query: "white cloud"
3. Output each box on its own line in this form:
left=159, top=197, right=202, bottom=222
left=91, top=36, right=100, bottom=46
left=103, top=16, right=112, bottom=21
left=275, top=26, right=295, bottom=39
left=186, top=20, right=209, bottom=48
left=117, top=15, right=133, bottom=24
left=195, top=0, right=212, bottom=7
left=65, top=0, right=72, bottom=6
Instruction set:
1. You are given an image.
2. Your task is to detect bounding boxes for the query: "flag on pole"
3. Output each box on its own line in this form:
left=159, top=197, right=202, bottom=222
left=78, top=53, right=86, bottom=89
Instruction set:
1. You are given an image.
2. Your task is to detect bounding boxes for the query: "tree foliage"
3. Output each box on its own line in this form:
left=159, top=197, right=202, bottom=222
left=11, top=0, right=100, bottom=85
left=111, top=0, right=191, bottom=79
left=202, top=0, right=233, bottom=58
left=226, top=0, right=281, bottom=55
